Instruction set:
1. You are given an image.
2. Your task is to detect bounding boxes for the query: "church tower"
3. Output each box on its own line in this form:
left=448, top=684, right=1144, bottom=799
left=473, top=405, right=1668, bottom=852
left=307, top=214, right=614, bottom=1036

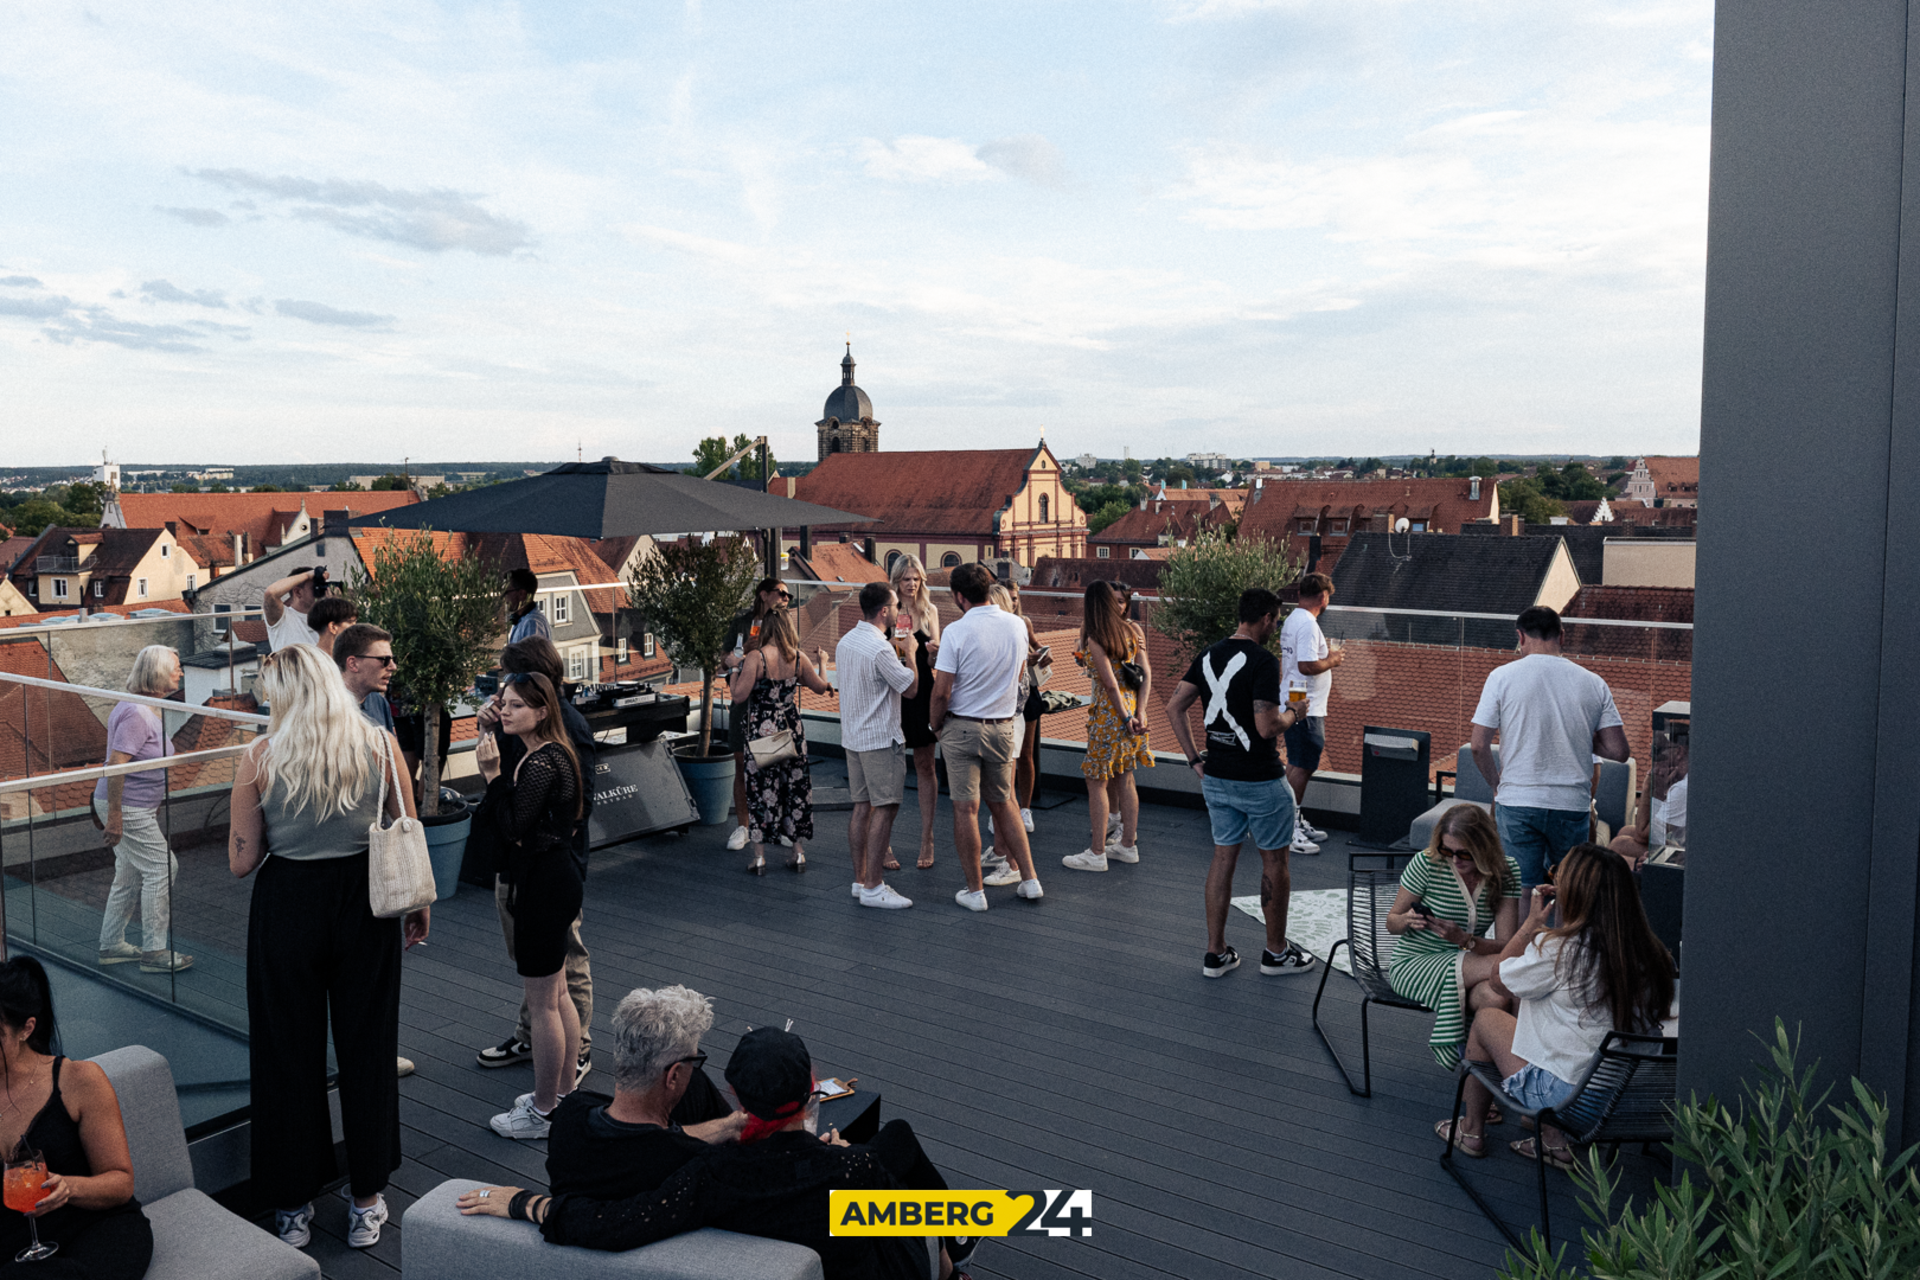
left=816, top=343, right=880, bottom=461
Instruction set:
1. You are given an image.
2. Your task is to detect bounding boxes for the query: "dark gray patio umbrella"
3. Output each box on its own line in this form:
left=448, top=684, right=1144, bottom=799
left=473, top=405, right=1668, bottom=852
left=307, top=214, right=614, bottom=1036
left=345, top=457, right=874, bottom=538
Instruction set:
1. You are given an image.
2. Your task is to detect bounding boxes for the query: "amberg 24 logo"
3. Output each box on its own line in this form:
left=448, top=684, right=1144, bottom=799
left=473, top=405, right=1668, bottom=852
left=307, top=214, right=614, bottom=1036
left=830, top=1189, right=1094, bottom=1238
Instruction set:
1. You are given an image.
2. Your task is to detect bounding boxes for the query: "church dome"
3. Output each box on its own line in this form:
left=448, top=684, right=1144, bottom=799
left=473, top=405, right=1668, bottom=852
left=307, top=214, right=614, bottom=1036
left=820, top=345, right=873, bottom=423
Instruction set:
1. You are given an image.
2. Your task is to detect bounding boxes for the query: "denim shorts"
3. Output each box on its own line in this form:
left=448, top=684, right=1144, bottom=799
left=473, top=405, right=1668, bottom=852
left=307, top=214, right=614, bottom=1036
left=1503, top=1062, right=1578, bottom=1113
left=1284, top=716, right=1325, bottom=772
left=1200, top=774, right=1297, bottom=852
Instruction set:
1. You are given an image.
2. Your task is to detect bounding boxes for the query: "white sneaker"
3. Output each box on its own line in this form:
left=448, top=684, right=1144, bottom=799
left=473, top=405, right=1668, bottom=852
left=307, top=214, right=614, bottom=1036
left=980, top=850, right=1008, bottom=870
left=1062, top=849, right=1110, bottom=872
left=1289, top=831, right=1321, bottom=855
left=983, top=864, right=1022, bottom=887
left=955, top=888, right=989, bottom=912
left=1107, top=843, right=1140, bottom=864
left=97, top=941, right=142, bottom=965
left=860, top=884, right=914, bottom=909
left=1298, top=815, right=1329, bottom=843
left=1017, top=878, right=1044, bottom=901
left=726, top=825, right=750, bottom=851
left=276, top=1203, right=314, bottom=1248
left=489, top=1096, right=553, bottom=1139
left=346, top=1194, right=389, bottom=1248
left=986, top=813, right=993, bottom=834
left=852, top=881, right=864, bottom=899
left=1021, top=808, right=1035, bottom=832
left=1107, top=813, right=1123, bottom=840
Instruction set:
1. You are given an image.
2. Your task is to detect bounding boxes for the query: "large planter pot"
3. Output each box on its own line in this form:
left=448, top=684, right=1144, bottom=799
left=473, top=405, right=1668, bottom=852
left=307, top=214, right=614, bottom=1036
left=421, top=801, right=471, bottom=902
left=675, top=750, right=736, bottom=826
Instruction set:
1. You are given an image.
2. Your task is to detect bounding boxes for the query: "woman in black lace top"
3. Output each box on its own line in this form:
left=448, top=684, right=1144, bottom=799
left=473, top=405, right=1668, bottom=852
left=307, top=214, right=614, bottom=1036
left=459, top=1027, right=975, bottom=1280
left=475, top=672, right=585, bottom=1140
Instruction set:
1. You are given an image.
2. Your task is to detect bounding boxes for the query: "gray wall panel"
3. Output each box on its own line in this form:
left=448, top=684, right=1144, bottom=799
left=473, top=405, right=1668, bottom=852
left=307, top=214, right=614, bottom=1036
left=1690, top=0, right=1912, bottom=1134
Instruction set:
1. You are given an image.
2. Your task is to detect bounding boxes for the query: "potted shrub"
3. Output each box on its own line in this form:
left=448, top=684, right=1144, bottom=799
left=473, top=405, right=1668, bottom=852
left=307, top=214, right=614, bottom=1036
left=348, top=530, right=506, bottom=898
left=626, top=535, right=760, bottom=824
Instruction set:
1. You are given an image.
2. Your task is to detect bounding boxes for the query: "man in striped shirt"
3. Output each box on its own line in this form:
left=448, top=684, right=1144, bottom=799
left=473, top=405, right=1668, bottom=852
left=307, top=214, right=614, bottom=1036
left=835, top=582, right=921, bottom=910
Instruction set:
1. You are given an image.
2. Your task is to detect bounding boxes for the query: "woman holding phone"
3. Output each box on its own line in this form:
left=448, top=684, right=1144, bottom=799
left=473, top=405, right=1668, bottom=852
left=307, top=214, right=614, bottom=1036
left=1438, top=843, right=1676, bottom=1164
left=1385, top=804, right=1521, bottom=1070
left=475, top=672, right=586, bottom=1142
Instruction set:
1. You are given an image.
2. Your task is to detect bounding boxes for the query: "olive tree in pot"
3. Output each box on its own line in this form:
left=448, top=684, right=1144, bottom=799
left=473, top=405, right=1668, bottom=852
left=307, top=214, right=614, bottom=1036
left=348, top=531, right=506, bottom=897
left=625, top=535, right=760, bottom=824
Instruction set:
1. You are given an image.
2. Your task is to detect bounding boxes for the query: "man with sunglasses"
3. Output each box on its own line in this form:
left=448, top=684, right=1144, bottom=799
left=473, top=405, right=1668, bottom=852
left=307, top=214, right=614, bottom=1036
left=542, top=986, right=745, bottom=1201
left=334, top=623, right=398, bottom=733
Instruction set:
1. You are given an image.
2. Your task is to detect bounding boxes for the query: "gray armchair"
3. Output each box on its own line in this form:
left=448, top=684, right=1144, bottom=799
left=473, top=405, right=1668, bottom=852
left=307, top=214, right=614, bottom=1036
left=92, top=1045, right=320, bottom=1280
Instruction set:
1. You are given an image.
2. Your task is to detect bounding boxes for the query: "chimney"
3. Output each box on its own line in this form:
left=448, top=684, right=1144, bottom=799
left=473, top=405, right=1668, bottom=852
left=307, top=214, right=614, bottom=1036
left=799, top=524, right=813, bottom=557
left=232, top=531, right=243, bottom=566
left=1505, top=514, right=1523, bottom=536
left=1469, top=475, right=1481, bottom=501
left=863, top=537, right=877, bottom=563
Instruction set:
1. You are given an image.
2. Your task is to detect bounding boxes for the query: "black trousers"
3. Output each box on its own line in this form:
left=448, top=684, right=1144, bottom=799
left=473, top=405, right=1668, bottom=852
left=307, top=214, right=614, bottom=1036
left=247, top=853, right=402, bottom=1207
left=869, top=1120, right=947, bottom=1193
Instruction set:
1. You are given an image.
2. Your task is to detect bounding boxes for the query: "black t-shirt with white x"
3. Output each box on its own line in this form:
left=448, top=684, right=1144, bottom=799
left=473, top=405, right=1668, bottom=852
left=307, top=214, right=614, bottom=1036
left=1180, top=636, right=1283, bottom=782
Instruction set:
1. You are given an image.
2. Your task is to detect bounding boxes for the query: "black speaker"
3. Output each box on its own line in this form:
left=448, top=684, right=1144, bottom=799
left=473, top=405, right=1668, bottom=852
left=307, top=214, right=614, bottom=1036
left=1360, top=726, right=1432, bottom=846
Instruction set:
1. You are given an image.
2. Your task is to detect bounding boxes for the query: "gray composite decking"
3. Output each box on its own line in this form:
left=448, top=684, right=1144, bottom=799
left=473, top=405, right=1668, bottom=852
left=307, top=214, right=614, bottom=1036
left=16, top=766, right=1664, bottom=1278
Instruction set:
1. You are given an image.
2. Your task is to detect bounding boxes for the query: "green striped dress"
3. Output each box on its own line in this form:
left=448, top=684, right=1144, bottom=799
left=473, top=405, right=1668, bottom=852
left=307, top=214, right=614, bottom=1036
left=1386, top=851, right=1521, bottom=1069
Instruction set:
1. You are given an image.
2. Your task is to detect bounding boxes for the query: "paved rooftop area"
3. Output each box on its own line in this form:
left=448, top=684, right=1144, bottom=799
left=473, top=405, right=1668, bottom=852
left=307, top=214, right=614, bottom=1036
left=10, top=760, right=1663, bottom=1278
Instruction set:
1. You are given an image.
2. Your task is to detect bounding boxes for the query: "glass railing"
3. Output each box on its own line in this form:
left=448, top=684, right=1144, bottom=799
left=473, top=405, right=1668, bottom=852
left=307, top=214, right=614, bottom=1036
left=0, top=671, right=264, bottom=1130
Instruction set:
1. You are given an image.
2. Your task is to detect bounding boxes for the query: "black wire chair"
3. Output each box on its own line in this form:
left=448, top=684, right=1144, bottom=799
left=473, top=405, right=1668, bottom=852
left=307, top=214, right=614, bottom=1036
left=1440, top=1030, right=1680, bottom=1250
left=1311, top=851, right=1430, bottom=1097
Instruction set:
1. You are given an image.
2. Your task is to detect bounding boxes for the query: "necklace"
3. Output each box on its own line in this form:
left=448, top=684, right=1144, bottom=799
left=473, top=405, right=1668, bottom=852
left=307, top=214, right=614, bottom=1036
left=0, top=1058, right=39, bottom=1119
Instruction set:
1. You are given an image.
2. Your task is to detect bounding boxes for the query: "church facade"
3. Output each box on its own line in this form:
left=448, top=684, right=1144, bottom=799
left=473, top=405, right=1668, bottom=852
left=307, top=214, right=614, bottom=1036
left=816, top=344, right=880, bottom=460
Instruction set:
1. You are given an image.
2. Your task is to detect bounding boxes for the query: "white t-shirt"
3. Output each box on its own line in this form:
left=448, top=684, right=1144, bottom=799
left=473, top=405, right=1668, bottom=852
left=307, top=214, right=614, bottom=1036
left=1650, top=775, right=1688, bottom=847
left=266, top=605, right=318, bottom=653
left=1471, top=654, right=1623, bottom=811
left=934, top=604, right=1027, bottom=720
left=1278, top=607, right=1331, bottom=716
left=1502, top=936, right=1613, bottom=1085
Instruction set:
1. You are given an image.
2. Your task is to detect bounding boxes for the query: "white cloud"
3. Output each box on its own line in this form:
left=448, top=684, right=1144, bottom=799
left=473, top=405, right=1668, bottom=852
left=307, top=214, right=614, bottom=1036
left=858, top=136, right=999, bottom=184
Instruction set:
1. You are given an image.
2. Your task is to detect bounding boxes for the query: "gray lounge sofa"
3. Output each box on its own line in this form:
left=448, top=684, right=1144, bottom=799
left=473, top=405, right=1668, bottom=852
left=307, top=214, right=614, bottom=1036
left=1408, top=744, right=1496, bottom=850
left=403, top=1178, right=827, bottom=1280
left=94, top=1045, right=320, bottom=1280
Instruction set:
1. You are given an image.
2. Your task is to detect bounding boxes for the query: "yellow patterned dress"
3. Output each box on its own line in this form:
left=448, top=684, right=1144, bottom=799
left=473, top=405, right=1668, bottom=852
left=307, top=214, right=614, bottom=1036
left=1082, top=637, right=1156, bottom=780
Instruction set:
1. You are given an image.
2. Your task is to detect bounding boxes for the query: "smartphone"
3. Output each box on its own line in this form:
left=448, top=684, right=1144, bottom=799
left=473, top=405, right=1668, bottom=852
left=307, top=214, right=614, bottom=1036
left=1408, top=902, right=1435, bottom=921
left=1035, top=644, right=1052, bottom=661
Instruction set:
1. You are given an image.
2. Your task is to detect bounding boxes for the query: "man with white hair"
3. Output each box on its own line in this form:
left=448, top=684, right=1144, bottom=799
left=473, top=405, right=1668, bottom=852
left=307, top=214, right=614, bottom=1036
left=95, top=644, right=193, bottom=974
left=543, top=986, right=745, bottom=1199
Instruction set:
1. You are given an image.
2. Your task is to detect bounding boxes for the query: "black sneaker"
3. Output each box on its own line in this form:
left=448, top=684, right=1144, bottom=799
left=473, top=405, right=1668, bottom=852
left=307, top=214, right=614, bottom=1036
left=575, top=1048, right=593, bottom=1088
left=477, top=1035, right=533, bottom=1068
left=946, top=1234, right=979, bottom=1266
left=1261, top=944, right=1316, bottom=976
left=1203, top=947, right=1241, bottom=978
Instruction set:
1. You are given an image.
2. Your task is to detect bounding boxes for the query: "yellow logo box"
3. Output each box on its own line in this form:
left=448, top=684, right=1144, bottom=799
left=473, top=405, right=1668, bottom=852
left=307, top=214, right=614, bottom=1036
left=829, top=1190, right=1093, bottom=1238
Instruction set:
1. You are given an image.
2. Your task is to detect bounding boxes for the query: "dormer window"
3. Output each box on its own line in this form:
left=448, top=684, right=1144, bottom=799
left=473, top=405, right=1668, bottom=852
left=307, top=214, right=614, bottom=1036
left=1298, top=520, right=1315, bottom=535
left=94, top=582, right=104, bottom=599
left=1329, top=520, right=1348, bottom=536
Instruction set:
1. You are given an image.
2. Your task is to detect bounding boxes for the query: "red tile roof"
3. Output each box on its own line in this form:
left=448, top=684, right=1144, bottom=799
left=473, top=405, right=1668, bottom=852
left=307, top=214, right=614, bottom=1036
left=1642, top=456, right=1699, bottom=499
left=1088, top=505, right=1197, bottom=547
left=1238, top=477, right=1497, bottom=542
left=792, top=543, right=888, bottom=584
left=115, top=490, right=420, bottom=548
left=789, top=447, right=1048, bottom=536
left=0, top=600, right=190, bottom=632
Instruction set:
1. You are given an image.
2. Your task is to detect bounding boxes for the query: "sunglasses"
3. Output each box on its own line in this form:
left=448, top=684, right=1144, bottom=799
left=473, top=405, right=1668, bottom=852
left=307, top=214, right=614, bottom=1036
left=352, top=653, right=397, bottom=667
left=673, top=1053, right=708, bottom=1071
left=1441, top=845, right=1476, bottom=862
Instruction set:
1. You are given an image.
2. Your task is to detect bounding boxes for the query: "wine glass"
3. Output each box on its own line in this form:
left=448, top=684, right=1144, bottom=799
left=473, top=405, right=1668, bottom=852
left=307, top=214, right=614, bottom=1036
left=3, top=1148, right=57, bottom=1261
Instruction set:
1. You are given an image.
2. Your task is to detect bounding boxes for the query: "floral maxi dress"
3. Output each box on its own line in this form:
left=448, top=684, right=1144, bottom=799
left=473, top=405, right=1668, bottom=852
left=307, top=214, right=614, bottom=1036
left=1082, top=637, right=1155, bottom=781
left=743, top=673, right=814, bottom=844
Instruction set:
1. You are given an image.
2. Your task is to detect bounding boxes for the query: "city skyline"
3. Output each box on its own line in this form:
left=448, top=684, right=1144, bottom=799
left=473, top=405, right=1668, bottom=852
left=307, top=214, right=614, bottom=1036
left=2, top=1, right=1711, bottom=466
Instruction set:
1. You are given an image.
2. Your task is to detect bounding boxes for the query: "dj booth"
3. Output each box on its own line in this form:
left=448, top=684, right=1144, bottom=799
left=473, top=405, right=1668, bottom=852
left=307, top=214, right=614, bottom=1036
left=576, top=690, right=699, bottom=847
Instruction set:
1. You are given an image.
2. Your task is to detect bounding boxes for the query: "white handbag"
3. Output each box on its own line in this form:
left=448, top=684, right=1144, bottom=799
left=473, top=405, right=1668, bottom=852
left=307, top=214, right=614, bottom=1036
left=368, top=737, right=437, bottom=919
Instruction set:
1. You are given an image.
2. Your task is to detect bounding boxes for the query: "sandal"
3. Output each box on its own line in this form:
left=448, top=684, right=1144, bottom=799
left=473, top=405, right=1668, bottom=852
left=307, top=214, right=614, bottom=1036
left=1435, top=1119, right=1488, bottom=1158
left=1509, top=1136, right=1577, bottom=1170
left=745, top=857, right=766, bottom=876
left=787, top=851, right=808, bottom=873
left=1487, top=1104, right=1505, bottom=1127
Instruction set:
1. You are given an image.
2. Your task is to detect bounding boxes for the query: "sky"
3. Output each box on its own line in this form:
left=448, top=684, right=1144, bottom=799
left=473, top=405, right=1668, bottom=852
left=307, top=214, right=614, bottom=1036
left=0, top=0, right=1714, bottom=468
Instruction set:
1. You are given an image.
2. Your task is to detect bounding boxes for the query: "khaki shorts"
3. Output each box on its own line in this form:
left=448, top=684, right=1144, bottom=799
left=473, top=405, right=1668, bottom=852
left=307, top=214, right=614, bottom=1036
left=846, top=742, right=906, bottom=808
left=939, top=717, right=1017, bottom=806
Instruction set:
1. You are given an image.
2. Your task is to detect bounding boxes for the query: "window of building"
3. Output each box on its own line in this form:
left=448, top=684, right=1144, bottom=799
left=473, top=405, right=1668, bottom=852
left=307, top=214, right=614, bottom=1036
left=160, top=544, right=170, bottom=558
left=885, top=550, right=904, bottom=574
left=93, top=581, right=105, bottom=599
left=1329, top=520, right=1347, bottom=535
left=1298, top=520, right=1315, bottom=534
left=137, top=578, right=148, bottom=598
left=642, top=632, right=656, bottom=658
left=1039, top=494, right=1050, bottom=523
left=1096, top=546, right=1111, bottom=559
left=567, top=647, right=588, bottom=681
left=1410, top=520, right=1428, bottom=533
left=52, top=579, right=68, bottom=600
left=940, top=552, right=962, bottom=568
left=186, top=573, right=196, bottom=591
left=616, top=637, right=629, bottom=662
left=551, top=593, right=571, bottom=625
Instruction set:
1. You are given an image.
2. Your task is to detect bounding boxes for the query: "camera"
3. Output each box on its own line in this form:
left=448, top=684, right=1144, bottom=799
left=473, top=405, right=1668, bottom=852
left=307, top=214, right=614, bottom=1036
left=311, top=566, right=330, bottom=598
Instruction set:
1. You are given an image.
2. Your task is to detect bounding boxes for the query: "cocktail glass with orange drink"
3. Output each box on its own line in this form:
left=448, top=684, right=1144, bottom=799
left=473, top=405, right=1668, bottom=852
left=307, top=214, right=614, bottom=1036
left=4, top=1147, right=57, bottom=1261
